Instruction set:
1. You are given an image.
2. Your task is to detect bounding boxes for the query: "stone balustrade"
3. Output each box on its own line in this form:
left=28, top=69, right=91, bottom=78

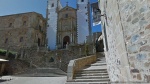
left=67, top=55, right=97, bottom=81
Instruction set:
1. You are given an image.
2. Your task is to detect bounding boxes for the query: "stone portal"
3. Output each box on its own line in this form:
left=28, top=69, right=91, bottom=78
left=63, top=36, right=70, bottom=48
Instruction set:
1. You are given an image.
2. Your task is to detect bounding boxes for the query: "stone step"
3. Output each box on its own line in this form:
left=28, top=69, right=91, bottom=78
left=96, top=61, right=106, bottom=63
left=74, top=75, right=109, bottom=79
left=83, top=65, right=107, bottom=70
left=96, top=59, right=106, bottom=61
left=76, top=73, right=108, bottom=76
left=70, top=78, right=110, bottom=82
left=66, top=81, right=109, bottom=84
left=87, top=63, right=107, bottom=66
left=81, top=69, right=107, bottom=71
left=77, top=70, right=107, bottom=74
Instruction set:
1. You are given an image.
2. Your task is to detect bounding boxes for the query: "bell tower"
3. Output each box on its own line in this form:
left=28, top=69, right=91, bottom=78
left=77, top=0, right=91, bottom=44
left=47, top=0, right=62, bottom=50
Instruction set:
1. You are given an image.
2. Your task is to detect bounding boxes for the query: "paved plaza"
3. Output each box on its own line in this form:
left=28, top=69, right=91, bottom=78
left=1, top=76, right=67, bottom=84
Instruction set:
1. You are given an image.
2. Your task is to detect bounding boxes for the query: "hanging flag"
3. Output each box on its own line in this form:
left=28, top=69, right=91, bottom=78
left=91, top=2, right=101, bottom=26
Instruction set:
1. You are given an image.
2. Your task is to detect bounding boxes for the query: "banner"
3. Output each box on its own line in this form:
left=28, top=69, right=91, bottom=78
left=91, top=2, right=101, bottom=26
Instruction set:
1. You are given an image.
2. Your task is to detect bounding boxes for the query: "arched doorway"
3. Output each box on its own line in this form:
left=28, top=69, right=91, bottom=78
left=63, top=36, right=70, bottom=48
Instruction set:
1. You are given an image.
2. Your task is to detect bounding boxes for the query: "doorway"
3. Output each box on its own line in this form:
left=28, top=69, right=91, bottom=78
left=63, top=36, right=70, bottom=48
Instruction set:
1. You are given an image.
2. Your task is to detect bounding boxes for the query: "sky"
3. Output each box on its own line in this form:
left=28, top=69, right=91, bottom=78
left=0, top=0, right=101, bottom=32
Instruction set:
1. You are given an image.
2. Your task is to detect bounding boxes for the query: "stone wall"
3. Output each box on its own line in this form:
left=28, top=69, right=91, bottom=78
left=19, top=43, right=95, bottom=72
left=0, top=12, right=46, bottom=51
left=99, top=0, right=150, bottom=83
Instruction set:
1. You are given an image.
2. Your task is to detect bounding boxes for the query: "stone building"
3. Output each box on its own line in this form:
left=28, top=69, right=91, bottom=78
left=57, top=5, right=77, bottom=49
left=0, top=12, right=46, bottom=51
left=99, top=0, right=150, bottom=83
left=47, top=0, right=91, bottom=50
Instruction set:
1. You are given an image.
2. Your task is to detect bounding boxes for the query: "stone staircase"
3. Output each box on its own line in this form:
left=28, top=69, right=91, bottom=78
left=66, top=57, right=110, bottom=84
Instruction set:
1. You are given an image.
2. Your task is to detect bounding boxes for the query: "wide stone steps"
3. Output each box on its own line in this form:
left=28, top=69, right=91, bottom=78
left=76, top=70, right=107, bottom=74
left=75, top=73, right=108, bottom=76
left=86, top=63, right=107, bottom=66
left=66, top=57, right=110, bottom=84
left=74, top=75, right=109, bottom=79
left=66, top=81, right=110, bottom=84
left=70, top=78, right=110, bottom=82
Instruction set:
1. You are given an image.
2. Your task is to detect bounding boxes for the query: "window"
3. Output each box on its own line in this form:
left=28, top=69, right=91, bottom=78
left=85, top=7, right=86, bottom=9
left=20, top=37, right=23, bottom=42
left=5, top=38, right=8, bottom=43
left=81, top=0, right=84, bottom=2
left=65, top=14, right=68, bottom=18
left=23, top=21, right=26, bottom=26
left=39, top=25, right=42, bottom=31
left=9, top=23, right=12, bottom=27
left=51, top=3, right=54, bottom=7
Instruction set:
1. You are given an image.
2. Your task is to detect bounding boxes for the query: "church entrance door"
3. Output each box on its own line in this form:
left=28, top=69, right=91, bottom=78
left=63, top=36, right=70, bottom=48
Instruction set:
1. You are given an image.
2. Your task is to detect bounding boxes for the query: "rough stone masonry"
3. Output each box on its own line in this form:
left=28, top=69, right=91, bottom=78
left=99, top=0, right=150, bottom=83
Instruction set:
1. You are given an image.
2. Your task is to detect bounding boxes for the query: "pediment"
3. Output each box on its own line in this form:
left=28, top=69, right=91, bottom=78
left=59, top=6, right=76, bottom=12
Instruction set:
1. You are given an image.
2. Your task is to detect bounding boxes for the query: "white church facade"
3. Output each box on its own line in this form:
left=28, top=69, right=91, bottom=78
left=47, top=0, right=91, bottom=50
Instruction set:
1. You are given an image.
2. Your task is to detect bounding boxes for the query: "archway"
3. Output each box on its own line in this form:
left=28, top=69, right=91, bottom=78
left=63, top=36, right=70, bottom=48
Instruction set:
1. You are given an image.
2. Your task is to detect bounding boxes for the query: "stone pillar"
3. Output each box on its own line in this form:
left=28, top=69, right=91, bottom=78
left=20, top=50, right=24, bottom=59
left=79, top=48, right=81, bottom=56
left=71, top=34, right=72, bottom=43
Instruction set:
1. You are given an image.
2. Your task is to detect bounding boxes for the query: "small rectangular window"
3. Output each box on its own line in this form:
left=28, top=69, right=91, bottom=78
left=81, top=0, right=84, bottom=2
left=9, top=23, right=12, bottom=27
left=51, top=3, right=54, bottom=7
left=65, top=14, right=68, bottom=18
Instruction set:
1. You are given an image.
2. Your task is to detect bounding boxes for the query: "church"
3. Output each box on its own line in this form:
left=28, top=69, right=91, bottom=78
left=47, top=0, right=91, bottom=50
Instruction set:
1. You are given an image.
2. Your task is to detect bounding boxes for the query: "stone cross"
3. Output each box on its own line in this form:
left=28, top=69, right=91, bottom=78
left=66, top=2, right=68, bottom=6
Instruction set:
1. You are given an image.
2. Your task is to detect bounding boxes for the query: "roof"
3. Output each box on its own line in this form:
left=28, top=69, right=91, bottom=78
left=0, top=12, right=43, bottom=18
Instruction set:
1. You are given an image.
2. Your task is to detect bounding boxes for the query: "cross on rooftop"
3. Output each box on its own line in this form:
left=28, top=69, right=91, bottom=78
left=66, top=2, right=68, bottom=6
